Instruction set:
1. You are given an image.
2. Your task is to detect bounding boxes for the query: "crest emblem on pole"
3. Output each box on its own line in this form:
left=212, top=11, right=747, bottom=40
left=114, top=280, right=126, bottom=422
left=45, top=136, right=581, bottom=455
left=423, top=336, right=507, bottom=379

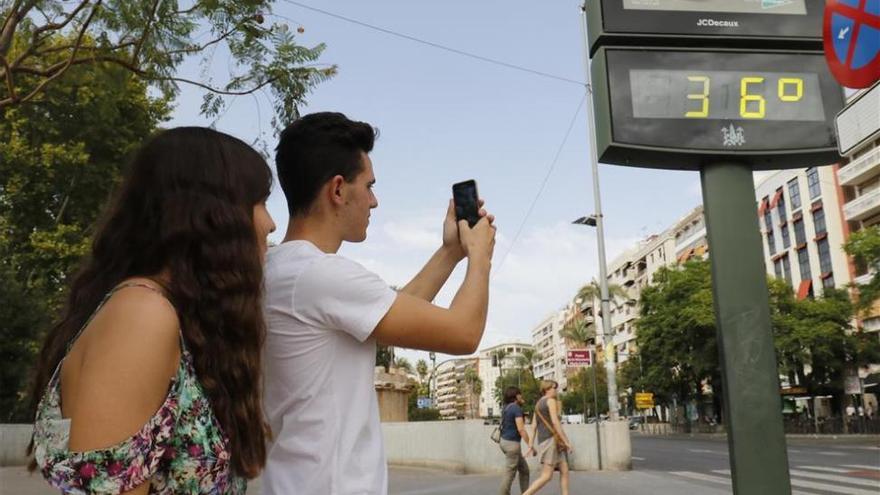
left=721, top=124, right=746, bottom=147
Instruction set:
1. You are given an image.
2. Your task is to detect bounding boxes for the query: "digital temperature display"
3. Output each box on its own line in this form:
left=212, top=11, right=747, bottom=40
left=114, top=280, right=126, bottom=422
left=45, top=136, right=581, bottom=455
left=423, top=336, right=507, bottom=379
left=589, top=47, right=845, bottom=169
left=629, top=70, right=826, bottom=121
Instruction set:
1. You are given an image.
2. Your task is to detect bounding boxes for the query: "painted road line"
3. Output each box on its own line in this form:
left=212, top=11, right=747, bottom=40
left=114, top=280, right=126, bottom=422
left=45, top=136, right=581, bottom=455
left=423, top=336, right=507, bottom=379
left=796, top=465, right=857, bottom=474
left=789, top=469, right=880, bottom=488
left=632, top=456, right=646, bottom=461
left=692, top=471, right=811, bottom=495
left=818, top=451, right=848, bottom=456
left=671, top=471, right=729, bottom=485
left=787, top=479, right=878, bottom=495
left=843, top=465, right=880, bottom=471
left=687, top=448, right=725, bottom=455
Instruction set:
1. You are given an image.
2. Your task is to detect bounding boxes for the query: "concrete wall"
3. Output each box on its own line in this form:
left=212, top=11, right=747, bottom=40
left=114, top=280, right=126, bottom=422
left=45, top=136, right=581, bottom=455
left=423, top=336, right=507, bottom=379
left=382, top=420, right=631, bottom=474
left=1, top=421, right=633, bottom=472
left=375, top=367, right=413, bottom=423
left=1, top=424, right=32, bottom=467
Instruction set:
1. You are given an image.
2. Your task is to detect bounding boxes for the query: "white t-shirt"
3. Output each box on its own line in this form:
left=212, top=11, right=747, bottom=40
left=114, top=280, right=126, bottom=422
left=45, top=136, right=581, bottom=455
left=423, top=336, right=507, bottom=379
left=261, top=240, right=397, bottom=495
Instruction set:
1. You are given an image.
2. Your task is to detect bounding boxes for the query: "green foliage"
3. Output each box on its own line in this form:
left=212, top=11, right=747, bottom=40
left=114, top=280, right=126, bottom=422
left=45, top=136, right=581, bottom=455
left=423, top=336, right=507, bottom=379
left=561, top=366, right=608, bottom=417
left=1, top=1, right=334, bottom=130
left=636, top=260, right=719, bottom=408
left=416, top=359, right=429, bottom=384
left=407, top=379, right=440, bottom=421
left=845, top=226, right=880, bottom=311
left=375, top=345, right=392, bottom=372
left=0, top=48, right=170, bottom=420
left=394, top=357, right=413, bottom=373
left=0, top=266, right=51, bottom=422
left=493, top=370, right=540, bottom=416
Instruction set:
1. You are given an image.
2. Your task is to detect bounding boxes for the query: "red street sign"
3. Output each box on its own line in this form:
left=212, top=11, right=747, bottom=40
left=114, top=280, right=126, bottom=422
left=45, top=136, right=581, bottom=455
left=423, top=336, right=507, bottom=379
left=567, top=349, right=592, bottom=367
left=824, top=0, right=880, bottom=89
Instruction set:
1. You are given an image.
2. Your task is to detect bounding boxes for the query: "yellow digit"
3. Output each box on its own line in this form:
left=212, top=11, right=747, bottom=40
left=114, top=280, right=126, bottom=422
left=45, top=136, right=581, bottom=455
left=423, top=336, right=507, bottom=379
left=685, top=75, right=710, bottom=118
left=740, top=77, right=766, bottom=119
left=778, top=78, right=803, bottom=102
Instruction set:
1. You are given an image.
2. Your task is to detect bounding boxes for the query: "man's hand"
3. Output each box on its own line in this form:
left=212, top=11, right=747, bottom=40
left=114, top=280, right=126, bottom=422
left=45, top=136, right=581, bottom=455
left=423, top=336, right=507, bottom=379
left=442, top=198, right=492, bottom=261
left=525, top=446, right=535, bottom=457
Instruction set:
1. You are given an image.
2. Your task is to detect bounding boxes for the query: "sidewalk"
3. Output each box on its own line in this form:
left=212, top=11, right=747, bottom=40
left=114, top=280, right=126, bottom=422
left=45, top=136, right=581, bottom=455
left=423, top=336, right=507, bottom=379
left=1, top=466, right=728, bottom=495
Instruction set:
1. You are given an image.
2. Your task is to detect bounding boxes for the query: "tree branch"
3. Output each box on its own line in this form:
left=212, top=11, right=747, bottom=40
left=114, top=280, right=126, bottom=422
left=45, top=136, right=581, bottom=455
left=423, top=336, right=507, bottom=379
left=145, top=74, right=278, bottom=96
left=0, top=56, right=15, bottom=101
left=4, top=0, right=102, bottom=107
left=1, top=0, right=38, bottom=59
left=131, top=0, right=161, bottom=65
left=9, top=1, right=91, bottom=74
left=165, top=25, right=238, bottom=56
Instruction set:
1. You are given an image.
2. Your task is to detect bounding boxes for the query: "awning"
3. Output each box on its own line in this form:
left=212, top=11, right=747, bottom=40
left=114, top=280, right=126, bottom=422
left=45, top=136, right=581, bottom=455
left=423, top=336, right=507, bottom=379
left=797, top=279, right=812, bottom=300
left=758, top=198, right=769, bottom=216
left=770, top=189, right=784, bottom=208
left=678, top=247, right=695, bottom=263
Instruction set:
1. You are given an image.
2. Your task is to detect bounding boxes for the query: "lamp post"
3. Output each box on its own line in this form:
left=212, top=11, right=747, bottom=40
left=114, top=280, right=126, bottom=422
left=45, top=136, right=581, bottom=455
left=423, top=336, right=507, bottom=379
left=573, top=214, right=620, bottom=421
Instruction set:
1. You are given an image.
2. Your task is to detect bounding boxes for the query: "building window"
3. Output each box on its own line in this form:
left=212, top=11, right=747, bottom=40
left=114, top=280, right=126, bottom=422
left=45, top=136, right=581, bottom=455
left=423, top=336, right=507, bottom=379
left=823, top=274, right=835, bottom=289
left=767, top=232, right=776, bottom=255
left=813, top=205, right=826, bottom=235
left=817, top=237, right=832, bottom=274
left=774, top=258, right=783, bottom=279
left=807, top=168, right=821, bottom=199
left=797, top=247, right=812, bottom=282
left=781, top=224, right=791, bottom=249
left=776, top=188, right=786, bottom=223
left=794, top=219, right=807, bottom=246
left=782, top=256, right=793, bottom=285
left=763, top=206, right=773, bottom=232
left=788, top=178, right=801, bottom=210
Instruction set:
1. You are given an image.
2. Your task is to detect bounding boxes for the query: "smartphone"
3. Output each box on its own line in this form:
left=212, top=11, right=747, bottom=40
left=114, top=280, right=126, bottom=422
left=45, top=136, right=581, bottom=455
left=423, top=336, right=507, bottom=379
left=452, top=180, right=480, bottom=227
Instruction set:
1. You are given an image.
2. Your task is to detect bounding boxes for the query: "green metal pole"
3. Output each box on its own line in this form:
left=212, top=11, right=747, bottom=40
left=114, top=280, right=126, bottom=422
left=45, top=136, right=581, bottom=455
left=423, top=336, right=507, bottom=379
left=701, top=162, right=791, bottom=494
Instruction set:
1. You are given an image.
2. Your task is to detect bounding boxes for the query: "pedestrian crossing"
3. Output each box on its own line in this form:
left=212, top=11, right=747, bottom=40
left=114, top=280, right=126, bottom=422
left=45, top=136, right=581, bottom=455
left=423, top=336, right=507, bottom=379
left=670, top=464, right=880, bottom=495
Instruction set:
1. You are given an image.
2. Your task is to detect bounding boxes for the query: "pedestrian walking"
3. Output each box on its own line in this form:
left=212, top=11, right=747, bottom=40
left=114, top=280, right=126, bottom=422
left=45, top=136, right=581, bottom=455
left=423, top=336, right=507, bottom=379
left=28, top=127, right=276, bottom=494
left=498, top=387, right=531, bottom=494
left=261, top=112, right=497, bottom=495
left=522, top=380, right=573, bottom=495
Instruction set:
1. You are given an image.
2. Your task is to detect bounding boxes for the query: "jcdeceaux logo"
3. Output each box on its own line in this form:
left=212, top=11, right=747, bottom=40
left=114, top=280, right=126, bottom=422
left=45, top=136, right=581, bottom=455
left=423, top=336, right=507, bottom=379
left=697, top=19, right=740, bottom=27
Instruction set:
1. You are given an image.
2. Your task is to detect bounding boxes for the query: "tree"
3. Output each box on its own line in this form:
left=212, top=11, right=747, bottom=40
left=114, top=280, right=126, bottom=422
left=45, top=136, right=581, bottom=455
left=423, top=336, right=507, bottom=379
left=494, top=369, right=540, bottom=416
left=394, top=357, right=413, bottom=374
left=561, top=365, right=608, bottom=417
left=845, top=226, right=880, bottom=310
left=375, top=345, right=393, bottom=372
left=1, top=1, right=334, bottom=129
left=768, top=279, right=880, bottom=416
left=516, top=348, right=541, bottom=377
left=0, top=51, right=170, bottom=420
left=416, top=359, right=429, bottom=385
left=636, top=260, right=721, bottom=426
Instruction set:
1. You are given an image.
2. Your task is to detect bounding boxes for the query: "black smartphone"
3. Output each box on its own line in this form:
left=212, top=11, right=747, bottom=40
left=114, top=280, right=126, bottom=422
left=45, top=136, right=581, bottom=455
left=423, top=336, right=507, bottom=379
left=452, top=180, right=480, bottom=227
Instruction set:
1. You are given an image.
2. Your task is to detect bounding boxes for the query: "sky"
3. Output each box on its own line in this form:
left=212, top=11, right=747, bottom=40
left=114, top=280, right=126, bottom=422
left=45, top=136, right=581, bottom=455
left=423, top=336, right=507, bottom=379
left=165, top=0, right=707, bottom=366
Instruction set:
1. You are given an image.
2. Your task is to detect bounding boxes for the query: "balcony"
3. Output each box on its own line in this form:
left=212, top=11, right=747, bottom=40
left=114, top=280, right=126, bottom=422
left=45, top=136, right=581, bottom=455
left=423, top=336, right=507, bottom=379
left=838, top=147, right=880, bottom=186
left=844, top=187, right=880, bottom=222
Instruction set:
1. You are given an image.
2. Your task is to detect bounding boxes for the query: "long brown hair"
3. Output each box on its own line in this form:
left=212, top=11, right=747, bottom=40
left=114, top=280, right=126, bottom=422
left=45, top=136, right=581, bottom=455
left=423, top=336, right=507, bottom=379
left=27, top=127, right=271, bottom=478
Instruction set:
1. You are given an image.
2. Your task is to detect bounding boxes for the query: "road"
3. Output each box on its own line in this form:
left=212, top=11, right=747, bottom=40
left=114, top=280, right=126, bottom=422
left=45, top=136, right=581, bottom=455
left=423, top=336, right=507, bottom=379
left=3, top=435, right=877, bottom=494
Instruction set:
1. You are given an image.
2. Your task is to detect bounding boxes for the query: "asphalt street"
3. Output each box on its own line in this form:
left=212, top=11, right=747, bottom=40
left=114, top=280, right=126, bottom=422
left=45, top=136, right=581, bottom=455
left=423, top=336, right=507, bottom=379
left=3, top=435, right=878, bottom=494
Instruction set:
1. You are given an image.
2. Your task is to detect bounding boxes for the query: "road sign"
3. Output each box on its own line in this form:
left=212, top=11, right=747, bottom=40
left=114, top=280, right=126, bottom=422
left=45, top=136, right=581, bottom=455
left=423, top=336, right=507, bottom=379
left=417, top=397, right=433, bottom=409
left=823, top=0, right=880, bottom=89
left=567, top=349, right=592, bottom=367
left=635, top=392, right=654, bottom=409
left=590, top=47, right=844, bottom=170
left=844, top=375, right=863, bottom=395
left=836, top=80, right=880, bottom=155
left=587, top=0, right=824, bottom=56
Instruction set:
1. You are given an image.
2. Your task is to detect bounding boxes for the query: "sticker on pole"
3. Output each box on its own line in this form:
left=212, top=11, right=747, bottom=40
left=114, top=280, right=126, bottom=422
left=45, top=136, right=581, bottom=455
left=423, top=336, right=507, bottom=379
left=567, top=349, right=592, bottom=367
left=823, top=0, right=880, bottom=89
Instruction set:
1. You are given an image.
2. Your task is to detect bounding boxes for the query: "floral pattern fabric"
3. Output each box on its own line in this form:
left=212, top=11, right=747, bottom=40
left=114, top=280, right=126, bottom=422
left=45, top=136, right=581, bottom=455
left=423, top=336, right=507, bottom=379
left=32, top=283, right=247, bottom=494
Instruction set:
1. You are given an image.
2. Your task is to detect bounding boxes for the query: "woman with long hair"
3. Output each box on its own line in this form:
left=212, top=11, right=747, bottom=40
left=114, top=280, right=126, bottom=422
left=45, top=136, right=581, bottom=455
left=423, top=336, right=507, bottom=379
left=522, top=380, right=573, bottom=495
left=27, top=127, right=276, bottom=494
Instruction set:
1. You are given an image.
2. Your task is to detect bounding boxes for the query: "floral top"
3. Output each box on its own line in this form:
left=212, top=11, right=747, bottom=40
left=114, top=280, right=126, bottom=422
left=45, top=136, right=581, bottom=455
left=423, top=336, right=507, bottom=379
left=32, top=282, right=247, bottom=494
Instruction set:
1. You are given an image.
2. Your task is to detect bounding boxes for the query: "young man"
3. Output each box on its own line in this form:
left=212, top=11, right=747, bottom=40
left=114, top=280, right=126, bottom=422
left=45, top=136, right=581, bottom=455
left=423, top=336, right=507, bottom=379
left=499, top=386, right=531, bottom=495
left=262, top=112, right=496, bottom=494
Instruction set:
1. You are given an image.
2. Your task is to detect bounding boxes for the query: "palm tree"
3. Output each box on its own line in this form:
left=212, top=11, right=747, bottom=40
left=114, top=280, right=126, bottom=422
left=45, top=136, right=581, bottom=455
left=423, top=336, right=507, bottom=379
left=493, top=348, right=510, bottom=377
left=517, top=348, right=542, bottom=378
left=394, top=357, right=413, bottom=374
left=575, top=279, right=631, bottom=314
left=561, top=315, right=597, bottom=347
left=416, top=359, right=429, bottom=385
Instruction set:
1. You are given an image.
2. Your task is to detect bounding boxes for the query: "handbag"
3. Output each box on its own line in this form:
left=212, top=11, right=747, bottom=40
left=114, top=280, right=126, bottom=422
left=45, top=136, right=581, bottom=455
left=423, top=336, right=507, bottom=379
left=535, top=401, right=567, bottom=452
left=490, top=404, right=511, bottom=443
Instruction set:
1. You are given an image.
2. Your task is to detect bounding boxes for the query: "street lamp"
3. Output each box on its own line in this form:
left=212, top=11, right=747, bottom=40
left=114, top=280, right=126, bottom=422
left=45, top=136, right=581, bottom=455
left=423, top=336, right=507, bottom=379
left=572, top=213, right=621, bottom=421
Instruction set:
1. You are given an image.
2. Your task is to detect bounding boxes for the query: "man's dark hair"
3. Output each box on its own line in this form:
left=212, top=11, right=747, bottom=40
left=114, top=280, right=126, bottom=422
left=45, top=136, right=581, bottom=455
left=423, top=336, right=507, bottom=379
left=503, top=386, right=522, bottom=405
left=275, top=112, right=377, bottom=216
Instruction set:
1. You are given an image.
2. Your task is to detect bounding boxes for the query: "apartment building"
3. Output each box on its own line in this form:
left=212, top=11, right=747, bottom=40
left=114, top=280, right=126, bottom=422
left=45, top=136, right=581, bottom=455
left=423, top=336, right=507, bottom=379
left=531, top=306, right=578, bottom=392
left=836, top=82, right=880, bottom=333
left=755, top=166, right=852, bottom=298
left=478, top=342, right=533, bottom=418
left=432, top=359, right=459, bottom=420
